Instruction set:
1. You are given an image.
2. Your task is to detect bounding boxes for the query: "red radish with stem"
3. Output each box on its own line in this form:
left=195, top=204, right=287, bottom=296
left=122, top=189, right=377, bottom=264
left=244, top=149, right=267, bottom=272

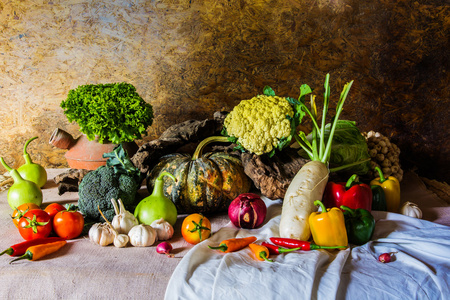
left=156, top=242, right=174, bottom=257
left=378, top=252, right=397, bottom=263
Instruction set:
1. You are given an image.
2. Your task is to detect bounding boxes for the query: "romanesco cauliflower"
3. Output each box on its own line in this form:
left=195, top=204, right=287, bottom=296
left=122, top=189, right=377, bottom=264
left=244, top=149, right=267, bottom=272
left=223, top=90, right=298, bottom=156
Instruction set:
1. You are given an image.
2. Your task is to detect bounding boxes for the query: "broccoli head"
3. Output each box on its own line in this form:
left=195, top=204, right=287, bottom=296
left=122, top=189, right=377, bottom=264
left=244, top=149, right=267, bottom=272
left=78, top=166, right=140, bottom=221
left=77, top=144, right=142, bottom=222
left=223, top=86, right=304, bottom=157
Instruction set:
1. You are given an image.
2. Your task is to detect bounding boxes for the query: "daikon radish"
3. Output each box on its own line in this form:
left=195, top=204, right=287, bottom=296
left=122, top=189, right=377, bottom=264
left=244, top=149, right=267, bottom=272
left=279, top=161, right=329, bottom=240
left=279, top=74, right=354, bottom=240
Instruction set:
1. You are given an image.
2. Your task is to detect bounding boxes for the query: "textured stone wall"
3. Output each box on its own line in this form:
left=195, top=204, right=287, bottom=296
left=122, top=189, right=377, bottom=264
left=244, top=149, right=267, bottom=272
left=0, top=0, right=448, bottom=182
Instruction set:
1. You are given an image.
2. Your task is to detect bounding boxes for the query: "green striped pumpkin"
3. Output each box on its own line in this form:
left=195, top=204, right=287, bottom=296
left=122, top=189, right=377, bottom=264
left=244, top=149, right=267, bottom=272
left=146, top=136, right=251, bottom=214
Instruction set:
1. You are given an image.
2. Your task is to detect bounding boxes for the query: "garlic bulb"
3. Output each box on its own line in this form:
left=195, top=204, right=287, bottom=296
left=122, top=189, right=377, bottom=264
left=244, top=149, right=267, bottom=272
left=151, top=218, right=174, bottom=241
left=98, top=204, right=130, bottom=248
left=89, top=223, right=115, bottom=246
left=128, top=224, right=157, bottom=247
left=400, top=202, right=422, bottom=219
left=111, top=198, right=139, bottom=234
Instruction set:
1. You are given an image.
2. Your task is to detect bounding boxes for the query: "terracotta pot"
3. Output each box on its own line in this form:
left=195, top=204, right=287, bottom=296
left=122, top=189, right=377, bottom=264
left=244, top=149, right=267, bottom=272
left=49, top=128, right=139, bottom=170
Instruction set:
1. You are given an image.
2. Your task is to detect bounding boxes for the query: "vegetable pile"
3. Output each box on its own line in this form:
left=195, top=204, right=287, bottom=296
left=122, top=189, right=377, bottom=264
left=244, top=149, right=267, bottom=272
left=1, top=201, right=84, bottom=263
left=2, top=73, right=411, bottom=268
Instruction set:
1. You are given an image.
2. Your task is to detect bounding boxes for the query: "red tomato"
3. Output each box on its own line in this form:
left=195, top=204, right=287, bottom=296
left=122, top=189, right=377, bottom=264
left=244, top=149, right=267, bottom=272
left=44, top=203, right=67, bottom=221
left=53, top=210, right=85, bottom=239
left=18, top=209, right=53, bottom=241
left=11, top=203, right=41, bottom=228
left=181, top=213, right=211, bottom=245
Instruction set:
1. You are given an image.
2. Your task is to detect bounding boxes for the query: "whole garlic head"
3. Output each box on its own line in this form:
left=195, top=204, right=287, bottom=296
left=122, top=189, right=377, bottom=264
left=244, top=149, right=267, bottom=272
left=89, top=223, right=115, bottom=246
left=128, top=224, right=157, bottom=247
left=111, top=198, right=139, bottom=234
left=151, top=218, right=174, bottom=241
left=400, top=202, right=422, bottom=219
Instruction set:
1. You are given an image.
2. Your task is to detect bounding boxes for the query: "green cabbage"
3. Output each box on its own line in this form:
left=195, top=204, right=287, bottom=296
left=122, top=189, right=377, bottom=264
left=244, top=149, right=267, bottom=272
left=323, top=120, right=371, bottom=175
left=297, top=120, right=371, bottom=175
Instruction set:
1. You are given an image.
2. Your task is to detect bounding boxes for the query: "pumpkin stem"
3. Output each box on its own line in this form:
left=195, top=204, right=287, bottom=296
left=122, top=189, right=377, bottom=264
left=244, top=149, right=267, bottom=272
left=192, top=136, right=231, bottom=160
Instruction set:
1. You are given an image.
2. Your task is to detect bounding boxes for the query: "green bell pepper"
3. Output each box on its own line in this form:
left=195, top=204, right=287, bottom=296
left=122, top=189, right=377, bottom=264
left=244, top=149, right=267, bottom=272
left=371, top=185, right=387, bottom=211
left=340, top=205, right=375, bottom=245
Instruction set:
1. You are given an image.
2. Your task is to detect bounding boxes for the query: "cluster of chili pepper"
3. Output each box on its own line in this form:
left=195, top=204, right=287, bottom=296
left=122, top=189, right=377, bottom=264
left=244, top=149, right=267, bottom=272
left=0, top=237, right=67, bottom=264
left=208, top=234, right=347, bottom=263
left=208, top=236, right=274, bottom=262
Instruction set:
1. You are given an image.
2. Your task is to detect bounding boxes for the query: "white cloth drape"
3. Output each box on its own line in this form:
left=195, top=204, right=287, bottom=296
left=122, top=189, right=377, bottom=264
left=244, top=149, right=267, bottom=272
left=165, top=197, right=450, bottom=300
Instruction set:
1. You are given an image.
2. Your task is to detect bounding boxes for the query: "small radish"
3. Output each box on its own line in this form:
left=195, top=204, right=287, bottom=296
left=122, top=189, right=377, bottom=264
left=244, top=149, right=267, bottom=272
left=156, top=242, right=174, bottom=257
left=378, top=252, right=397, bottom=263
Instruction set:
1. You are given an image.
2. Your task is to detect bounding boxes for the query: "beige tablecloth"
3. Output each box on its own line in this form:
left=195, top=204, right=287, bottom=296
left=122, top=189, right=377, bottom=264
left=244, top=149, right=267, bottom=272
left=0, top=169, right=448, bottom=299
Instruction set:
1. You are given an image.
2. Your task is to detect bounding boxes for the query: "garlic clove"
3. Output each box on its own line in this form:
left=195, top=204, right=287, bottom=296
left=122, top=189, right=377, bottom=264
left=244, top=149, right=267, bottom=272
left=114, top=234, right=130, bottom=248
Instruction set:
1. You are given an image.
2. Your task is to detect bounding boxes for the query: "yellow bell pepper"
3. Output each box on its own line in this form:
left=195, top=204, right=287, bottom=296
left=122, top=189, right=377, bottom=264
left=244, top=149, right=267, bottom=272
left=309, top=200, right=348, bottom=248
left=370, top=167, right=401, bottom=213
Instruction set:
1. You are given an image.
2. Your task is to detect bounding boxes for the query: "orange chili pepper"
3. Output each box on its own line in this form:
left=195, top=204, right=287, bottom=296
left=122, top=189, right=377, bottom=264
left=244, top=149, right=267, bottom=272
left=249, top=243, right=273, bottom=262
left=10, top=240, right=67, bottom=264
left=208, top=236, right=257, bottom=253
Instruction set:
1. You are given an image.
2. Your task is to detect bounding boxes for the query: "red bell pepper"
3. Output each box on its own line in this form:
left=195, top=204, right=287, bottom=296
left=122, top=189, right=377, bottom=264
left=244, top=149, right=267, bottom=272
left=323, top=174, right=372, bottom=211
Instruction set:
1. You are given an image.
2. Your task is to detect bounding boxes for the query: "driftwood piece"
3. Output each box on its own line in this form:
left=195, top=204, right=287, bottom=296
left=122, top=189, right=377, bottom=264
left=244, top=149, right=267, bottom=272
left=131, top=112, right=226, bottom=174
left=240, top=149, right=309, bottom=200
left=53, top=169, right=91, bottom=195
left=212, top=145, right=309, bottom=200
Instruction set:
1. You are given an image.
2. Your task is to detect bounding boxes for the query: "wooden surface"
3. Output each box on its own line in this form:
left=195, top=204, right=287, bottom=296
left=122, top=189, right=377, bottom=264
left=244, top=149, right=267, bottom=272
left=0, top=0, right=448, bottom=182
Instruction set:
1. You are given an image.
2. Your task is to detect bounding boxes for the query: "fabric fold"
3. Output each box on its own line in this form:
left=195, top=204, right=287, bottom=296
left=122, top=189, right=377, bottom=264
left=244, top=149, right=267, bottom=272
left=165, top=198, right=450, bottom=300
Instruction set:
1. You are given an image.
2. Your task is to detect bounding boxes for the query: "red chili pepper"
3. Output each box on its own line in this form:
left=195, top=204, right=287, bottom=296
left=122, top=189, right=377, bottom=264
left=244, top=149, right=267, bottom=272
left=269, top=237, right=346, bottom=250
left=0, top=237, right=66, bottom=257
left=261, top=242, right=301, bottom=255
left=323, top=174, right=373, bottom=211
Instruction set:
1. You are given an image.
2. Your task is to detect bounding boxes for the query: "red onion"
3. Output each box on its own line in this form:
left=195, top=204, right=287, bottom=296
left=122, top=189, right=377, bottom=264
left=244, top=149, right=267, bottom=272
left=156, top=241, right=174, bottom=257
left=228, top=193, right=267, bottom=229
